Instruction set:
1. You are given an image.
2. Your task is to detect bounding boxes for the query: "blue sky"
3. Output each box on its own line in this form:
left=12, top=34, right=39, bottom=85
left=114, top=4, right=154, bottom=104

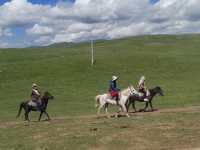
left=0, top=0, right=76, bottom=5
left=0, top=0, right=159, bottom=6
left=150, top=0, right=159, bottom=4
left=1, top=0, right=200, bottom=48
left=0, top=0, right=8, bottom=5
left=28, top=0, right=76, bottom=5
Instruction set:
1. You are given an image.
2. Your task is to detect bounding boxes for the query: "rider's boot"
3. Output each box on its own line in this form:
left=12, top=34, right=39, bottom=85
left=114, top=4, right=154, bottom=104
left=36, top=101, right=42, bottom=110
left=116, top=96, right=119, bottom=105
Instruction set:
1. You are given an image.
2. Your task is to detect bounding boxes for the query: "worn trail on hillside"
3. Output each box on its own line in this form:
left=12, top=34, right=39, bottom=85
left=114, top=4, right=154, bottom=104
left=0, top=105, right=200, bottom=129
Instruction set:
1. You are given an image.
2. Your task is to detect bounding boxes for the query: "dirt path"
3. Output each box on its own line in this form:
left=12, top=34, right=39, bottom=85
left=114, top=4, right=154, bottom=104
left=1, top=105, right=200, bottom=129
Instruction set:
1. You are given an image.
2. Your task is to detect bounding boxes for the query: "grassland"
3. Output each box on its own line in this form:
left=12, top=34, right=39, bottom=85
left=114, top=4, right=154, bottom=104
left=0, top=34, right=200, bottom=150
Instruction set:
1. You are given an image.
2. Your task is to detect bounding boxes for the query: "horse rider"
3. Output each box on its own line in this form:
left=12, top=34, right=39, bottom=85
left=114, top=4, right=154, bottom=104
left=138, top=76, right=150, bottom=102
left=109, top=75, right=120, bottom=104
left=31, top=83, right=42, bottom=110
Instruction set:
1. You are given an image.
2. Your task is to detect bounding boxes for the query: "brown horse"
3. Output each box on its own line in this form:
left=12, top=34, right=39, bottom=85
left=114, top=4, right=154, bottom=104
left=16, top=91, right=54, bottom=121
left=126, top=86, right=164, bottom=112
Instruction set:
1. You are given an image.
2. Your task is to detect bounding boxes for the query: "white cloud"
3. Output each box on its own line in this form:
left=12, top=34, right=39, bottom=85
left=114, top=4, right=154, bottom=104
left=26, top=24, right=53, bottom=36
left=1, top=0, right=200, bottom=47
left=75, top=0, right=91, bottom=5
left=0, top=0, right=50, bottom=28
left=159, top=0, right=177, bottom=8
left=0, top=28, right=13, bottom=37
left=34, top=35, right=52, bottom=45
left=0, top=41, right=9, bottom=48
left=69, top=23, right=93, bottom=33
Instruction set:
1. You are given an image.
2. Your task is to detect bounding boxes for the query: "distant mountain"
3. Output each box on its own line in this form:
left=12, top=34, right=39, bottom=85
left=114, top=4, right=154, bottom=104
left=28, top=42, right=74, bottom=49
left=5, top=33, right=200, bottom=49
left=46, top=42, right=74, bottom=48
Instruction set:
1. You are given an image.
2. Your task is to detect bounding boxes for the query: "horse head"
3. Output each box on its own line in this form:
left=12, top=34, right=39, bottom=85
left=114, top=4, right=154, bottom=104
left=128, top=85, right=138, bottom=95
left=154, top=86, right=164, bottom=96
left=43, top=91, right=54, bottom=100
left=121, top=85, right=137, bottom=96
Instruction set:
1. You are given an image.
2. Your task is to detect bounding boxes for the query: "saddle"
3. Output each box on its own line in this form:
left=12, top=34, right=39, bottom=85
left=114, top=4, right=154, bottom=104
left=132, top=91, right=146, bottom=99
left=107, top=93, right=119, bottom=101
left=111, top=96, right=119, bottom=101
left=28, top=100, right=37, bottom=107
left=28, top=100, right=42, bottom=108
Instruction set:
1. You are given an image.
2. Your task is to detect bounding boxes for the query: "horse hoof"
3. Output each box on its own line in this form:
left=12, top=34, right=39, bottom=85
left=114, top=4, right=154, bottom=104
left=97, top=115, right=101, bottom=119
left=107, top=115, right=111, bottom=119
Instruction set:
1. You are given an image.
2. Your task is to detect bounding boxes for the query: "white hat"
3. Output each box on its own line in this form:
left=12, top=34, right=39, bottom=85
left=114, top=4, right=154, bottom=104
left=112, top=75, right=118, bottom=81
left=140, top=76, right=145, bottom=81
left=32, top=83, right=37, bottom=88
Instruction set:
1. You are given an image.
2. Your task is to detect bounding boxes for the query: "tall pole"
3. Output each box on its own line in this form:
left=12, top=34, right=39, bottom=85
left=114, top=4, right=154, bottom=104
left=91, top=40, right=94, bottom=66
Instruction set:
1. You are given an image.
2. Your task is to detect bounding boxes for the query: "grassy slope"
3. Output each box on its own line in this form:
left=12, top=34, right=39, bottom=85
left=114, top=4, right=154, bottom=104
left=1, top=34, right=200, bottom=119
left=0, top=34, right=200, bottom=149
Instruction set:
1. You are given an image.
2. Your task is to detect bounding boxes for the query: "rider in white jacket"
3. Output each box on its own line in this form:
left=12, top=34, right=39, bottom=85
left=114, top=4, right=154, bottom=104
left=138, top=76, right=150, bottom=102
left=31, top=83, right=42, bottom=109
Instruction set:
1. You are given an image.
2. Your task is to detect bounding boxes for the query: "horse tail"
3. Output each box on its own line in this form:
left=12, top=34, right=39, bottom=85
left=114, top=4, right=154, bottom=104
left=95, top=95, right=100, bottom=108
left=16, top=102, right=24, bottom=118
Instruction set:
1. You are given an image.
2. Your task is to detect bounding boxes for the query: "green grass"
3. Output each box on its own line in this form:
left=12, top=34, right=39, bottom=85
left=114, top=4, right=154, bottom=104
left=1, top=34, right=200, bottom=119
left=0, top=34, right=200, bottom=149
left=1, top=108, right=200, bottom=150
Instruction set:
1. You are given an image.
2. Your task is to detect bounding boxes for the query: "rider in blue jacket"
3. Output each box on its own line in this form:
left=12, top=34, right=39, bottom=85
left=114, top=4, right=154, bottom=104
left=109, top=76, right=120, bottom=103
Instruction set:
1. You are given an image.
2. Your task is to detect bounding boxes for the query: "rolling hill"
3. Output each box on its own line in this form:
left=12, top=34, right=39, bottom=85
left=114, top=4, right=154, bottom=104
left=0, top=34, right=200, bottom=149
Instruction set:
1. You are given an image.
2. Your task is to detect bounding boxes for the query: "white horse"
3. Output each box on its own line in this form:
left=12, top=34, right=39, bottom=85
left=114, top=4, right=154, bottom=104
left=95, top=85, right=136, bottom=118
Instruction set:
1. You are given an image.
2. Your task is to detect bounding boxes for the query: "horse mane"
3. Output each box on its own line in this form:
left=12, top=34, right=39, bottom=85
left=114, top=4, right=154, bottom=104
left=149, top=86, right=160, bottom=91
left=43, top=91, right=49, bottom=95
left=149, top=86, right=163, bottom=96
left=41, top=91, right=54, bottom=101
left=121, top=87, right=131, bottom=96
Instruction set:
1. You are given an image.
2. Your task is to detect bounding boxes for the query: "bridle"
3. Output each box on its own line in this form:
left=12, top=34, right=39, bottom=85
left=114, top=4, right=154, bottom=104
left=128, top=86, right=136, bottom=95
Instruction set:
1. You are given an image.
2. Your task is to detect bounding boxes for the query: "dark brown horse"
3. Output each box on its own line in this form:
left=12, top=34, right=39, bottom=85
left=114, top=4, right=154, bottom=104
left=126, top=86, right=164, bottom=112
left=16, top=91, right=54, bottom=121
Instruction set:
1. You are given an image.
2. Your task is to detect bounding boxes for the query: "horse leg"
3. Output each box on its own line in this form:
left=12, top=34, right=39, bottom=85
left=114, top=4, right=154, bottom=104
left=104, top=103, right=110, bottom=118
left=25, top=110, right=30, bottom=121
left=118, top=107, right=122, bottom=113
left=44, top=111, right=51, bottom=121
left=126, top=100, right=131, bottom=113
left=121, top=104, right=130, bottom=118
left=132, top=101, right=137, bottom=112
left=23, top=105, right=29, bottom=121
left=149, top=101, right=154, bottom=111
left=104, top=103, right=108, bottom=113
left=114, top=109, right=119, bottom=118
left=115, top=106, right=123, bottom=118
left=16, top=102, right=24, bottom=118
left=24, top=112, right=27, bottom=121
left=97, top=104, right=104, bottom=116
left=38, top=111, right=43, bottom=121
left=113, top=105, right=121, bottom=118
left=143, top=102, right=149, bottom=112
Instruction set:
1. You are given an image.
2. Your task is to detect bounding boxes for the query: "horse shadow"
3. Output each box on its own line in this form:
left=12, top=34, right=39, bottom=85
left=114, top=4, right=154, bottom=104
left=129, top=108, right=159, bottom=114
